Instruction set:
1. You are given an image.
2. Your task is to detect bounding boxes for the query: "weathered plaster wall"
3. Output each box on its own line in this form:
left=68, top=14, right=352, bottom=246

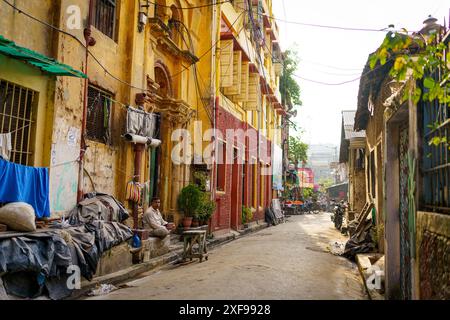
left=0, top=0, right=55, bottom=56
left=351, top=169, right=366, bottom=213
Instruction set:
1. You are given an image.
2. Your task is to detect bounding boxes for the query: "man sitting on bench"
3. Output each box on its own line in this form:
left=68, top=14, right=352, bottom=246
left=143, top=197, right=175, bottom=239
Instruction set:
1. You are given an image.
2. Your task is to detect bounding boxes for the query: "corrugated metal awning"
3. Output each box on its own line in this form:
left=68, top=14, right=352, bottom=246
left=0, top=35, right=86, bottom=78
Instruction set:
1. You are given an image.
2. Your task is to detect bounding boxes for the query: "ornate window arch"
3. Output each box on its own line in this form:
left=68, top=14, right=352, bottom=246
left=168, top=3, right=184, bottom=47
left=154, top=61, right=173, bottom=98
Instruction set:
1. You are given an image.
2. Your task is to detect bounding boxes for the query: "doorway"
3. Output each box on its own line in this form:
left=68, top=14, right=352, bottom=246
left=230, top=147, right=240, bottom=230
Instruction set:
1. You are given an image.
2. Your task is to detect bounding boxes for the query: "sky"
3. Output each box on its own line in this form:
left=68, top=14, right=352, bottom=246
left=272, top=0, right=449, bottom=147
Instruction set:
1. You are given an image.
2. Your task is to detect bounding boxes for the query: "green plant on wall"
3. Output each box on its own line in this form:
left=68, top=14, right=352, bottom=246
left=242, top=206, right=253, bottom=224
left=178, top=184, right=202, bottom=218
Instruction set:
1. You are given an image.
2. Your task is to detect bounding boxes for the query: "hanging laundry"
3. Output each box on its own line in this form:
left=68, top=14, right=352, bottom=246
left=0, top=133, right=12, bottom=160
left=0, top=158, right=50, bottom=218
left=125, top=181, right=142, bottom=204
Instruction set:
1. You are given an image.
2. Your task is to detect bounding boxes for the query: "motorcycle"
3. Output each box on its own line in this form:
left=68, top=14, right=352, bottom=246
left=333, top=201, right=346, bottom=231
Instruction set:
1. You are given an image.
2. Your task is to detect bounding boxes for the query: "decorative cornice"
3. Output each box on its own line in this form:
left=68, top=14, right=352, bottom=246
left=157, top=97, right=196, bottom=124
left=148, top=18, right=199, bottom=64
left=141, top=86, right=196, bottom=125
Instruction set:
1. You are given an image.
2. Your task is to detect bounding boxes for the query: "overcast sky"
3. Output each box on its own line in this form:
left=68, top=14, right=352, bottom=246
left=272, top=0, right=449, bottom=146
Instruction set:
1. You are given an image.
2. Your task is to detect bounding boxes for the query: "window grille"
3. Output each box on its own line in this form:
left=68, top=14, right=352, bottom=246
left=93, top=0, right=117, bottom=39
left=421, top=73, right=449, bottom=213
left=0, top=79, right=36, bottom=165
left=86, top=85, right=112, bottom=144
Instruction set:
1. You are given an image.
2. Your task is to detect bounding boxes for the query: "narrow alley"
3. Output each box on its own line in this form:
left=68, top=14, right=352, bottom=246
left=86, top=213, right=367, bottom=300
left=0, top=0, right=449, bottom=305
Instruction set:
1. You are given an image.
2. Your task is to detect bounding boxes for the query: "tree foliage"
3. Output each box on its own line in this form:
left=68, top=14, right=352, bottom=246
left=318, top=177, right=334, bottom=193
left=370, top=30, right=450, bottom=150
left=280, top=49, right=302, bottom=109
left=288, top=135, right=308, bottom=166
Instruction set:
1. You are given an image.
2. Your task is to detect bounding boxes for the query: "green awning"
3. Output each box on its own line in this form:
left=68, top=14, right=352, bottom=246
left=0, top=35, right=87, bottom=78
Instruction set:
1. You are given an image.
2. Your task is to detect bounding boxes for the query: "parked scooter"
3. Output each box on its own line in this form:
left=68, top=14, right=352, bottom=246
left=333, top=200, right=347, bottom=231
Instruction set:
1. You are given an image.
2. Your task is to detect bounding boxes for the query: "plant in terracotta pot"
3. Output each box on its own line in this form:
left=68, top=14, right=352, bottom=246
left=178, top=184, right=202, bottom=229
left=191, top=214, right=200, bottom=228
left=197, top=193, right=216, bottom=226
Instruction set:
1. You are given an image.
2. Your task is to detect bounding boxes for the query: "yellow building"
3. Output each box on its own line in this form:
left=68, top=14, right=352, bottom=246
left=211, top=0, right=285, bottom=233
left=0, top=0, right=213, bottom=228
left=0, top=0, right=286, bottom=234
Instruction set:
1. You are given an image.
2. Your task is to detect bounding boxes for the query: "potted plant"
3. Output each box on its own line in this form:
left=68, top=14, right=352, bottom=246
left=178, top=184, right=202, bottom=229
left=197, top=193, right=216, bottom=226
left=241, top=206, right=253, bottom=229
left=191, top=215, right=200, bottom=228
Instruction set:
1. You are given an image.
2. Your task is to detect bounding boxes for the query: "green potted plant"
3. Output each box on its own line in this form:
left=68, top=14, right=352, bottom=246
left=197, top=193, right=216, bottom=226
left=241, top=206, right=253, bottom=229
left=178, top=184, right=202, bottom=229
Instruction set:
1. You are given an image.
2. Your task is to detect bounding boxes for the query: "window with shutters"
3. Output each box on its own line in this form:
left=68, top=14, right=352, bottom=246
left=220, top=40, right=234, bottom=88
left=93, top=0, right=117, bottom=40
left=236, top=61, right=249, bottom=102
left=0, top=79, right=36, bottom=165
left=86, top=85, right=113, bottom=144
left=244, top=73, right=260, bottom=111
left=232, top=0, right=247, bottom=12
left=224, top=51, right=242, bottom=96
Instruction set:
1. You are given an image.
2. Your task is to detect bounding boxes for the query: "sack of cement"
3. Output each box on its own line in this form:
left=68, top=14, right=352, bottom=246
left=0, top=202, right=36, bottom=232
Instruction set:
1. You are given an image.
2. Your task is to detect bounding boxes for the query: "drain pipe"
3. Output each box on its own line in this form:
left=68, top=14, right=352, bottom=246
left=77, top=0, right=96, bottom=202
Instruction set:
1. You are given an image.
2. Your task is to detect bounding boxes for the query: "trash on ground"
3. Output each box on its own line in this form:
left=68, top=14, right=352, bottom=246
left=88, top=283, right=118, bottom=296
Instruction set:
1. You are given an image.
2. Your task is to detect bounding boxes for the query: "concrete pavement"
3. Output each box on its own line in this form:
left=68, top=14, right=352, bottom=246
left=85, top=213, right=367, bottom=300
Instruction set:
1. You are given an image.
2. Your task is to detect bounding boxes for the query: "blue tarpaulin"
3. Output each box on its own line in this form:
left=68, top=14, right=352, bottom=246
left=0, top=158, right=50, bottom=218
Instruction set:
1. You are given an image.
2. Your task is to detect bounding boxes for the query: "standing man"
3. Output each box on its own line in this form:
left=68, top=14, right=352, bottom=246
left=143, top=197, right=175, bottom=239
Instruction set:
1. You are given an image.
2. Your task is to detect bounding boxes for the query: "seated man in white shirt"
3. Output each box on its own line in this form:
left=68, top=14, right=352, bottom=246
left=143, top=197, right=175, bottom=239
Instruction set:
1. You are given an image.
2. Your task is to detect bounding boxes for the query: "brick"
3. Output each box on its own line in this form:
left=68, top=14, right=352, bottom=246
left=214, top=105, right=273, bottom=232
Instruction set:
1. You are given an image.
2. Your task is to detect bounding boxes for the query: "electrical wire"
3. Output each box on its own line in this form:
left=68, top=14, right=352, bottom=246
left=1, top=0, right=245, bottom=95
left=1, top=0, right=152, bottom=93
left=256, top=22, right=396, bottom=87
left=233, top=2, right=418, bottom=34
left=169, top=9, right=246, bottom=80
left=146, top=0, right=232, bottom=10
left=299, top=59, right=363, bottom=72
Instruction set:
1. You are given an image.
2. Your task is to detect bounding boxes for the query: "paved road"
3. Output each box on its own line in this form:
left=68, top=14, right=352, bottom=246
left=86, top=213, right=367, bottom=300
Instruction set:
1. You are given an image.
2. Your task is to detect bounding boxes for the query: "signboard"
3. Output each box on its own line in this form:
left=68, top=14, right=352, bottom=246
left=272, top=144, right=283, bottom=190
left=298, top=168, right=314, bottom=189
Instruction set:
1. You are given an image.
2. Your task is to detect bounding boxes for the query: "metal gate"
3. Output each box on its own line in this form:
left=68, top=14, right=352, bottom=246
left=399, top=126, right=411, bottom=300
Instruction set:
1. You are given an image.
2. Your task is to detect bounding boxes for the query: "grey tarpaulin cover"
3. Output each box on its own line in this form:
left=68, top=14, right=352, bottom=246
left=342, top=216, right=375, bottom=260
left=126, top=106, right=157, bottom=138
left=68, top=193, right=129, bottom=224
left=0, top=221, right=133, bottom=299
